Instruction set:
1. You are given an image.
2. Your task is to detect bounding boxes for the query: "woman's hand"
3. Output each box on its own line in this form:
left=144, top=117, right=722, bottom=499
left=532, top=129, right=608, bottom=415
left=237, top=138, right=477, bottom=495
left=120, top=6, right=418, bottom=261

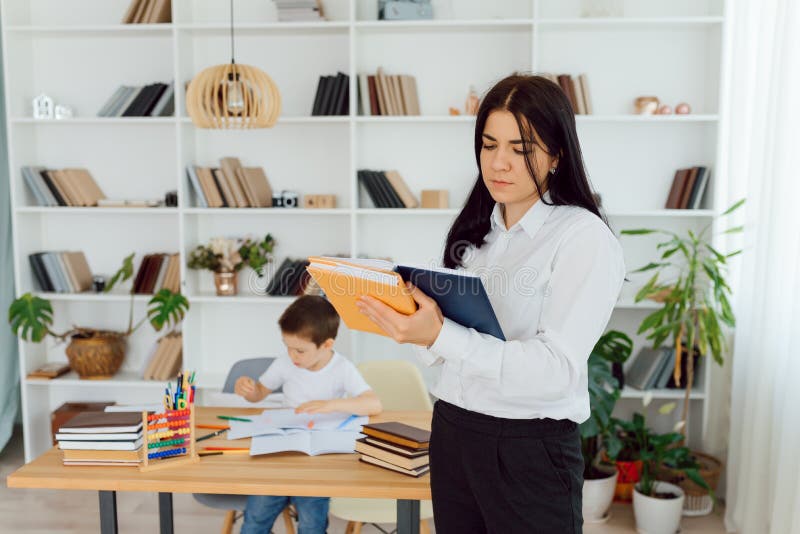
left=356, top=283, right=444, bottom=347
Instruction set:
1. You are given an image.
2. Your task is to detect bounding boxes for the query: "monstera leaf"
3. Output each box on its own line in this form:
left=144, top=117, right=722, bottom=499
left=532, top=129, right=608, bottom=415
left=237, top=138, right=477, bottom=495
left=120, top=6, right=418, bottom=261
left=8, top=293, right=54, bottom=342
left=104, top=252, right=135, bottom=293
left=146, top=289, right=190, bottom=332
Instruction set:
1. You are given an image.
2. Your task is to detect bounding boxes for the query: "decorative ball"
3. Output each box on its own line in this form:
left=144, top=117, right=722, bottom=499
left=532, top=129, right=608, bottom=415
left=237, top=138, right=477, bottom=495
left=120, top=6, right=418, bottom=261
left=675, top=102, right=691, bottom=114
left=656, top=104, right=673, bottom=115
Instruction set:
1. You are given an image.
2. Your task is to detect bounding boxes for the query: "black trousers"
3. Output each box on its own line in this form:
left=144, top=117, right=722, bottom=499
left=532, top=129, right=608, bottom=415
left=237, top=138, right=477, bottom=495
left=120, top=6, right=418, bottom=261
left=429, top=400, right=584, bottom=534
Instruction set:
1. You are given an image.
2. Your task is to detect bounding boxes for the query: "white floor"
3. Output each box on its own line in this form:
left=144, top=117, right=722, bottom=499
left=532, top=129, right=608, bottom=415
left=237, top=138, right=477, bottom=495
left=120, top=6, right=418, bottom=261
left=1, top=427, right=727, bottom=533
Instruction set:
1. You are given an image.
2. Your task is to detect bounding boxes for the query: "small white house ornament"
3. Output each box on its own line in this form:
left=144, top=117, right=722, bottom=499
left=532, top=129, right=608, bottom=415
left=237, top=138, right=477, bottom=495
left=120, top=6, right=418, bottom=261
left=54, top=105, right=73, bottom=120
left=32, top=93, right=54, bottom=119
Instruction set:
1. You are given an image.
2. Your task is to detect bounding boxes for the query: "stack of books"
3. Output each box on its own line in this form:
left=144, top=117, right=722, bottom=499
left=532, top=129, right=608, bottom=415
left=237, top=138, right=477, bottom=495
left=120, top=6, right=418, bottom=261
left=311, top=72, right=349, bottom=116
left=23, top=166, right=106, bottom=207
left=357, top=422, right=431, bottom=477
left=132, top=253, right=181, bottom=294
left=56, top=411, right=144, bottom=467
left=142, top=332, right=183, bottom=380
left=121, top=0, right=171, bottom=24
left=358, top=68, right=420, bottom=116
left=97, top=82, right=174, bottom=117
left=357, top=170, right=418, bottom=208
left=626, top=346, right=702, bottom=391
left=665, top=166, right=710, bottom=209
left=275, top=0, right=324, bottom=21
left=186, top=158, right=273, bottom=208
left=538, top=73, right=593, bottom=115
left=29, top=251, right=93, bottom=293
left=265, top=258, right=316, bottom=296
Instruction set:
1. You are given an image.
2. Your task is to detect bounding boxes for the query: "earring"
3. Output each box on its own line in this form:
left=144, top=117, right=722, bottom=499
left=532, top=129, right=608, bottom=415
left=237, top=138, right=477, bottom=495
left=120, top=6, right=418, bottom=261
left=550, top=167, right=557, bottom=175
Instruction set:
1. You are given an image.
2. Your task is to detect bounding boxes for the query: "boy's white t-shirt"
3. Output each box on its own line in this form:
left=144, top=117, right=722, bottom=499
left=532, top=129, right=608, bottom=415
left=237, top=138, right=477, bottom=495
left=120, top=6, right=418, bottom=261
left=259, top=351, right=371, bottom=408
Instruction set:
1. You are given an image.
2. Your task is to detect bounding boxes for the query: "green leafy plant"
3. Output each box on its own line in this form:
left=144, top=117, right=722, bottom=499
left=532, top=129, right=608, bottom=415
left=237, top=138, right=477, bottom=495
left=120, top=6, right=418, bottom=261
left=609, top=401, right=710, bottom=499
left=8, top=253, right=189, bottom=343
left=580, top=330, right=633, bottom=478
left=620, top=199, right=745, bottom=428
left=187, top=234, right=275, bottom=276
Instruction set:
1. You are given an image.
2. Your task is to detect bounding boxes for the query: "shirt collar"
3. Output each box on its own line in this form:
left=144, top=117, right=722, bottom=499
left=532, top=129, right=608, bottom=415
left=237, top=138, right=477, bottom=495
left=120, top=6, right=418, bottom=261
left=490, top=190, right=554, bottom=239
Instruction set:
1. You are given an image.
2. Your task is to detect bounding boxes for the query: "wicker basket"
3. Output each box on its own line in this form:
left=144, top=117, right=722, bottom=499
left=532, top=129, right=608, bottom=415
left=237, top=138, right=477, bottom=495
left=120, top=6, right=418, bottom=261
left=659, top=451, right=722, bottom=516
left=65, top=330, right=127, bottom=379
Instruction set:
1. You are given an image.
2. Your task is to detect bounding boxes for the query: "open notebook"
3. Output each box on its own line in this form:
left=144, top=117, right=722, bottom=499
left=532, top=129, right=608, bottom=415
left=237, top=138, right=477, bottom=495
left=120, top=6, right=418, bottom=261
left=306, top=256, right=505, bottom=340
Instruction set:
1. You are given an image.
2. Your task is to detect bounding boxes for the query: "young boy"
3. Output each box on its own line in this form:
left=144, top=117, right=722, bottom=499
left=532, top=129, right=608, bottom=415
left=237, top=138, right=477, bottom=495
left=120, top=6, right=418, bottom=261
left=235, top=295, right=382, bottom=534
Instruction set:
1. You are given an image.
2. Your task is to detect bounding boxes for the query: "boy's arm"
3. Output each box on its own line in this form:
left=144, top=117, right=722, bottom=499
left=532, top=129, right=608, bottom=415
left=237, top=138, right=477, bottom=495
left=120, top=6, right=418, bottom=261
left=295, top=390, right=382, bottom=416
left=234, top=376, right=272, bottom=403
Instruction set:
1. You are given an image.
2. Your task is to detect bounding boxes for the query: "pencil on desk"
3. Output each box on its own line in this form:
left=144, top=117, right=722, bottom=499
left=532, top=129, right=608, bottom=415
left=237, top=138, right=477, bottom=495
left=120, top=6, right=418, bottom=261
left=217, top=415, right=252, bottom=422
left=196, top=428, right=227, bottom=442
left=197, top=424, right=230, bottom=430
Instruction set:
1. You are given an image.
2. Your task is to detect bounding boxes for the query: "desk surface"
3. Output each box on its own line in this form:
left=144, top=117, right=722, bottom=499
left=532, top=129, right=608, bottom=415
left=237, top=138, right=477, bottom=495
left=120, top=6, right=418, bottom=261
left=7, top=408, right=432, bottom=500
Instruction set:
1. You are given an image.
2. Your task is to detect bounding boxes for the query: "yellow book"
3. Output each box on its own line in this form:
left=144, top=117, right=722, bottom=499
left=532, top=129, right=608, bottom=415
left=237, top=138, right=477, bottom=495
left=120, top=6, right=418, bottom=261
left=305, top=256, right=416, bottom=337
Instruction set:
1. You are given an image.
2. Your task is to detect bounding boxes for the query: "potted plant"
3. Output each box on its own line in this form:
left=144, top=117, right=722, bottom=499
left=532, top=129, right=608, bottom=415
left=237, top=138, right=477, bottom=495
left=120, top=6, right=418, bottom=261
left=619, top=200, right=742, bottom=510
left=8, top=253, right=189, bottom=379
left=186, top=234, right=275, bottom=296
left=620, top=198, right=744, bottom=428
left=580, top=330, right=633, bottom=522
left=610, top=400, right=710, bottom=534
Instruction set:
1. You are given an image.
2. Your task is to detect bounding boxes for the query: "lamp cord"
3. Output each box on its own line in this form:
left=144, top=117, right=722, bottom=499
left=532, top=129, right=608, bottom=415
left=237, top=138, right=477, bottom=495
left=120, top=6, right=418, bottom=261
left=230, top=0, right=235, bottom=64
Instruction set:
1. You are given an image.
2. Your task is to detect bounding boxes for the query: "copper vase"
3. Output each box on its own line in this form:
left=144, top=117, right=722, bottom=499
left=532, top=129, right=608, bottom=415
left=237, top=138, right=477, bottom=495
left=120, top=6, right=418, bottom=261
left=214, top=271, right=238, bottom=296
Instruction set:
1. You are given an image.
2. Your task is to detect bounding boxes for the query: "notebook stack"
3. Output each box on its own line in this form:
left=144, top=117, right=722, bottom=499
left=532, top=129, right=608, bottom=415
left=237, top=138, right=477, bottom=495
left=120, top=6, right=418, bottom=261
left=357, top=422, right=431, bottom=477
left=56, top=411, right=144, bottom=467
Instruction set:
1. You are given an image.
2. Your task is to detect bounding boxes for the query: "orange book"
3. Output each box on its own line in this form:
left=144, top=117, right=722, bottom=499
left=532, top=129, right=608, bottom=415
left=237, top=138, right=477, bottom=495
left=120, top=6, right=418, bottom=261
left=305, top=256, right=416, bottom=337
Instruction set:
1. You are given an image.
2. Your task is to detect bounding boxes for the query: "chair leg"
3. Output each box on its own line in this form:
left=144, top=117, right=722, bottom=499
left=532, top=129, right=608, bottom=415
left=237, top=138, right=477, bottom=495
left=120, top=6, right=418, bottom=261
left=344, top=522, right=354, bottom=534
left=282, top=506, right=296, bottom=534
left=221, top=510, right=236, bottom=534
left=352, top=521, right=363, bottom=534
left=420, top=519, right=431, bottom=534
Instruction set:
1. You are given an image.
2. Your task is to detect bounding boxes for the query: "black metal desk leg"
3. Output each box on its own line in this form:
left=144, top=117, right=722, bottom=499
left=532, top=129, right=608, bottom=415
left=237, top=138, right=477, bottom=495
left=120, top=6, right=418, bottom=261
left=397, top=499, right=420, bottom=534
left=98, top=491, right=118, bottom=534
left=158, top=492, right=174, bottom=534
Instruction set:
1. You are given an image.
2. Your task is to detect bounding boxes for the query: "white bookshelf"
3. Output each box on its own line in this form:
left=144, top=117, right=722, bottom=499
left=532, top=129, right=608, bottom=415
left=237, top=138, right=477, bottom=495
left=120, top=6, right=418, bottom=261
left=3, top=0, right=729, bottom=460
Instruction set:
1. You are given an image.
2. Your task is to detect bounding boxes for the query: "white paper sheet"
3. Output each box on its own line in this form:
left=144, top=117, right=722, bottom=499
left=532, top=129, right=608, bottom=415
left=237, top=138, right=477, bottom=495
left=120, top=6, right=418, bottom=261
left=257, top=409, right=368, bottom=431
left=250, top=430, right=363, bottom=456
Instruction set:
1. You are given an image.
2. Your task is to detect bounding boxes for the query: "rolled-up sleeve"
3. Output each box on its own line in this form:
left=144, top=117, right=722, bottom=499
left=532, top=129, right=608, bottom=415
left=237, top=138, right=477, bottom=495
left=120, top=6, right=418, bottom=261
left=427, top=221, right=626, bottom=402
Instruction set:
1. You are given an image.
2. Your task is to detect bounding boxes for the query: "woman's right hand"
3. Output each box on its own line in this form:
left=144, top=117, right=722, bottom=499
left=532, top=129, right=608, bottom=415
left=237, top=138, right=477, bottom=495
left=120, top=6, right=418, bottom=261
left=234, top=376, right=258, bottom=401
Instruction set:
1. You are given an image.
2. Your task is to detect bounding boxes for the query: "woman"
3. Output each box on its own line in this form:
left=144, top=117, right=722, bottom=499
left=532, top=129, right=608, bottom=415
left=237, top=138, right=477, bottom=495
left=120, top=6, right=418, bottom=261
left=356, top=74, right=626, bottom=533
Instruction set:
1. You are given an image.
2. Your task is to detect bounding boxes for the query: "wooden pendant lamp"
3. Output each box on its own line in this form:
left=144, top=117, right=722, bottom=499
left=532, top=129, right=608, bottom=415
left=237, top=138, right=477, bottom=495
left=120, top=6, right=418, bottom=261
left=186, top=0, right=281, bottom=129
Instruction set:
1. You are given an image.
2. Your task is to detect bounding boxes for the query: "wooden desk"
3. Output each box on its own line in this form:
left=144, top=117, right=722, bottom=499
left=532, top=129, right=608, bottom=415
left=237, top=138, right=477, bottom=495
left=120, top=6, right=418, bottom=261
left=7, top=408, right=432, bottom=534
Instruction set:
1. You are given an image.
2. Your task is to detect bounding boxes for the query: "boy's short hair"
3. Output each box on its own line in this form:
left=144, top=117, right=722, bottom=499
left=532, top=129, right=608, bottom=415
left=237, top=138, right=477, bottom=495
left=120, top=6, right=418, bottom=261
left=278, top=295, right=340, bottom=346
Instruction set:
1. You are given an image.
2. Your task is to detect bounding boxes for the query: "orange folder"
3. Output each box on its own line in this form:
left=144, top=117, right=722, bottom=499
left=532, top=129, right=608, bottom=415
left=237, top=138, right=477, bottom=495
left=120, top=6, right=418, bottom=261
left=305, top=256, right=417, bottom=336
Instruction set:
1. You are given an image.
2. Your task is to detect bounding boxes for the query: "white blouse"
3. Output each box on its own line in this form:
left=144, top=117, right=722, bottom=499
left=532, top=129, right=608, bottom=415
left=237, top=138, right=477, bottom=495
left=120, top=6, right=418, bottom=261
left=414, top=191, right=626, bottom=423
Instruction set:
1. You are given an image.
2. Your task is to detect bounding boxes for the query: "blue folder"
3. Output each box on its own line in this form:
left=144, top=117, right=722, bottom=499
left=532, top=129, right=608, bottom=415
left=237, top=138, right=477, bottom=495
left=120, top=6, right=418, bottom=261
left=395, top=265, right=506, bottom=341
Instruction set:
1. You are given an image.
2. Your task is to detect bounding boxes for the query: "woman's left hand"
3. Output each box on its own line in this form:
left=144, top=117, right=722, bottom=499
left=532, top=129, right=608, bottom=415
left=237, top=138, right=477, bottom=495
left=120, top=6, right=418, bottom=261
left=356, top=283, right=444, bottom=347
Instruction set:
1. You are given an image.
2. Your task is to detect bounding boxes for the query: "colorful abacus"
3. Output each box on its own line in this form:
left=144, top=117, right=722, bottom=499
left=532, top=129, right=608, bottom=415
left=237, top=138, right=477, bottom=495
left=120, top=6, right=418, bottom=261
left=140, top=372, right=199, bottom=472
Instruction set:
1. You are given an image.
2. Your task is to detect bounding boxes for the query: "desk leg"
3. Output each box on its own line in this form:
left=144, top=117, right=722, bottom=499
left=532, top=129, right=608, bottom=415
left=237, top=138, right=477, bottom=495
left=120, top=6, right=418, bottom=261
left=98, top=491, right=118, bottom=534
left=158, top=493, right=174, bottom=534
left=397, top=499, right=420, bottom=534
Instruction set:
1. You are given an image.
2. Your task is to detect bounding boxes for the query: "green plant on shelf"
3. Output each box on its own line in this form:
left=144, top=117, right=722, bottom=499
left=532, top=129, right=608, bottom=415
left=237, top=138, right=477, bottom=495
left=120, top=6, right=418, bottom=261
left=620, top=198, right=745, bottom=431
left=187, top=234, right=275, bottom=276
left=8, top=252, right=189, bottom=343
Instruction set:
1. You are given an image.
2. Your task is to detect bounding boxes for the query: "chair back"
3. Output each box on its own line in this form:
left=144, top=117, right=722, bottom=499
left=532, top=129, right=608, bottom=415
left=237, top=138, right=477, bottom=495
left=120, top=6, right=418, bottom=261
left=222, top=357, right=277, bottom=393
left=357, top=359, right=432, bottom=411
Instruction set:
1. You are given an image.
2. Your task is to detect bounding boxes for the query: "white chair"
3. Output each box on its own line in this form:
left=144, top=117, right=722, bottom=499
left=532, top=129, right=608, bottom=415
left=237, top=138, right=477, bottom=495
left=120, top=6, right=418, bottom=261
left=192, top=357, right=296, bottom=534
left=331, top=359, right=434, bottom=534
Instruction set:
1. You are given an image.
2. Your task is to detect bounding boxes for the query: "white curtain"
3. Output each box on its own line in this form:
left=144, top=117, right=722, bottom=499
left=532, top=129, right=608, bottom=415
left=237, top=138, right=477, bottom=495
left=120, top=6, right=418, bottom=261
left=0, top=19, right=20, bottom=452
left=719, top=0, right=800, bottom=532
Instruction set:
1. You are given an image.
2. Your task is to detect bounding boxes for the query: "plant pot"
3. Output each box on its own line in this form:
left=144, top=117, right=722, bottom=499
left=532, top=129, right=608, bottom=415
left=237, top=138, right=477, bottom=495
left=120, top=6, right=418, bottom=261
left=633, top=481, right=685, bottom=534
left=582, top=465, right=618, bottom=523
left=213, top=271, right=238, bottom=296
left=65, top=330, right=127, bottom=379
left=614, top=459, right=642, bottom=502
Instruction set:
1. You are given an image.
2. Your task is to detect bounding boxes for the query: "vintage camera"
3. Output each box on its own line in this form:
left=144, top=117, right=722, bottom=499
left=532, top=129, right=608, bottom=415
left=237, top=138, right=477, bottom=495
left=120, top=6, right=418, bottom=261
left=379, top=0, right=433, bottom=20
left=272, top=190, right=299, bottom=208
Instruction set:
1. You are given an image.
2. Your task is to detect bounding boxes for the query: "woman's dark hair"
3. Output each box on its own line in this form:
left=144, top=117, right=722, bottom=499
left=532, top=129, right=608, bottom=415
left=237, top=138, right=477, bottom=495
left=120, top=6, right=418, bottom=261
left=443, top=74, right=608, bottom=269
